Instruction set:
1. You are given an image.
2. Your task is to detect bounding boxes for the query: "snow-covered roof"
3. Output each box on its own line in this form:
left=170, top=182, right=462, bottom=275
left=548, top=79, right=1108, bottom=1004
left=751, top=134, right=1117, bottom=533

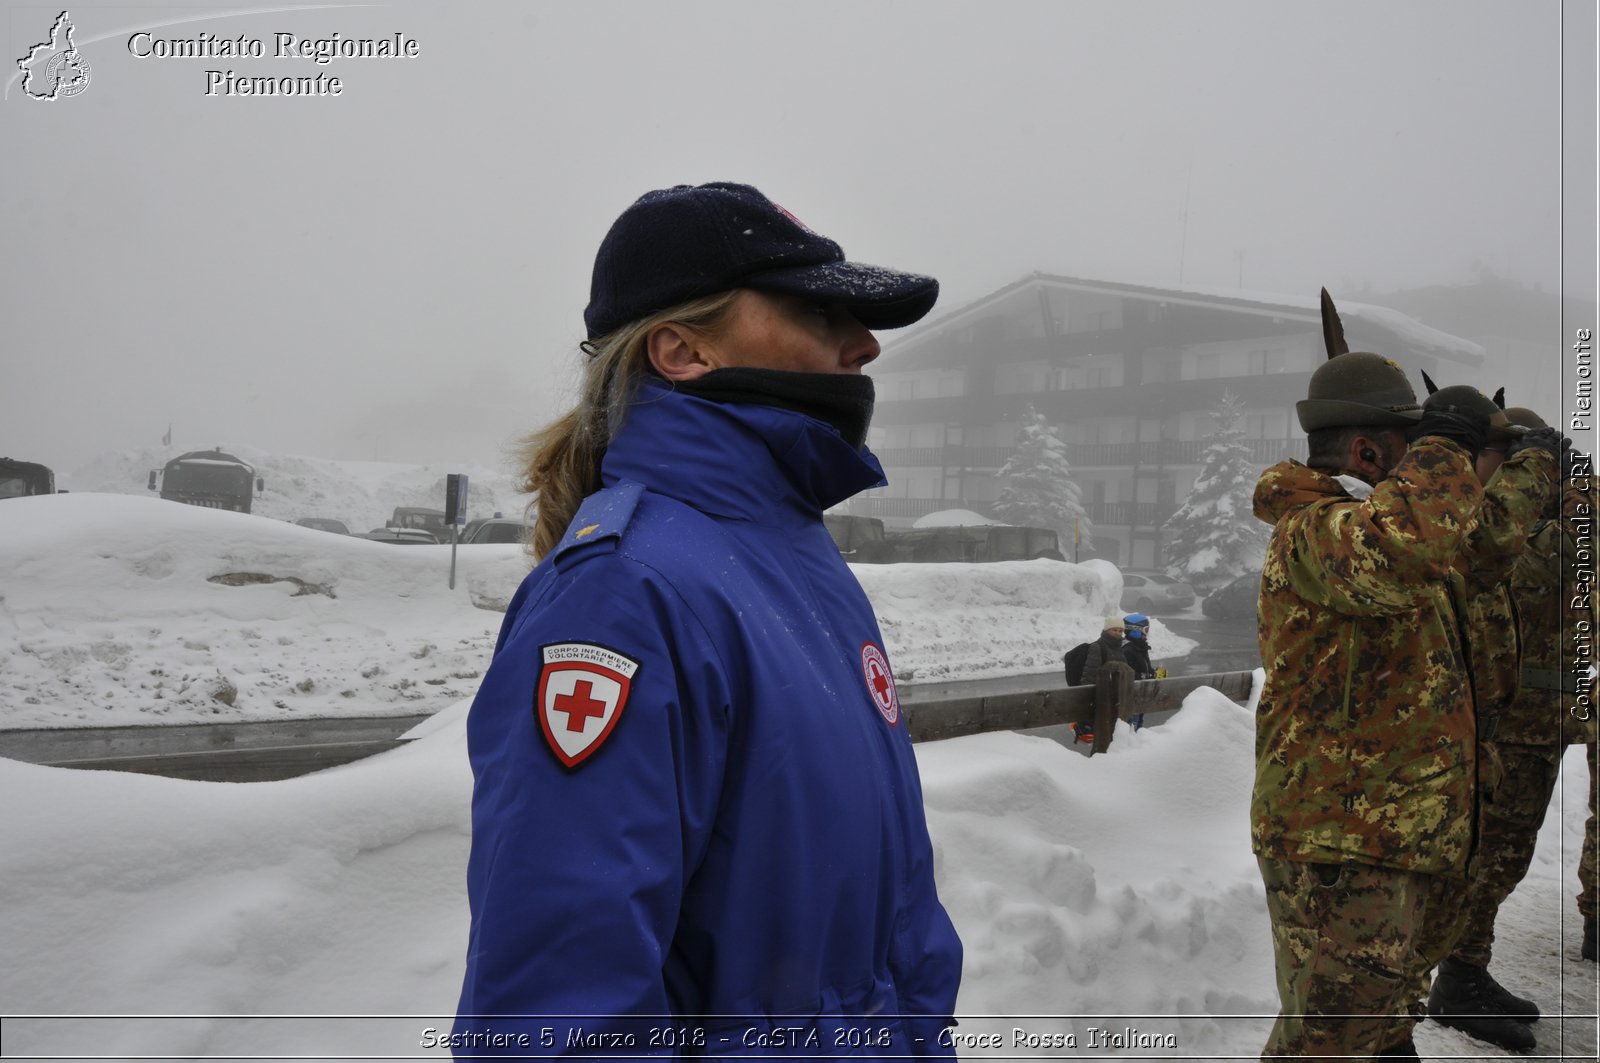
left=884, top=271, right=1484, bottom=366
left=170, top=457, right=253, bottom=470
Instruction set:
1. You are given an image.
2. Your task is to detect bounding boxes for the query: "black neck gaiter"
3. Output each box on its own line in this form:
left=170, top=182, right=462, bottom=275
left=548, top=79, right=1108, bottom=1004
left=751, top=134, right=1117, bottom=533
left=674, top=368, right=876, bottom=450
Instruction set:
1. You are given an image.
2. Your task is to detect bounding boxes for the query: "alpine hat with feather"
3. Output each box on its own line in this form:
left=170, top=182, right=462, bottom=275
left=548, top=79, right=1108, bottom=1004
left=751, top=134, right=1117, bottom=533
left=1295, top=288, right=1425, bottom=432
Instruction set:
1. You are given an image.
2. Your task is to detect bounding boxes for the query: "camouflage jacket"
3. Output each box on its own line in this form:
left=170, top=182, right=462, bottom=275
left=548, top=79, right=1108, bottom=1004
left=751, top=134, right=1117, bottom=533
left=1456, top=450, right=1559, bottom=731
left=1504, top=472, right=1599, bottom=744
left=1251, top=438, right=1482, bottom=874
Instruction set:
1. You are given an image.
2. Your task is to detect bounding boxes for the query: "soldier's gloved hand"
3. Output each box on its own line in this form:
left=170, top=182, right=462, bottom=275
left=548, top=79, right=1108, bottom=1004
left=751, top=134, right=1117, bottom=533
left=1506, top=425, right=1568, bottom=462
left=1406, top=407, right=1490, bottom=456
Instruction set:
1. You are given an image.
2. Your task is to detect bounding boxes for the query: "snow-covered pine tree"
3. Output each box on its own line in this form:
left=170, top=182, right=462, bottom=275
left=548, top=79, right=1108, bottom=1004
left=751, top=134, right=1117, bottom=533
left=993, top=404, right=1092, bottom=555
left=1161, top=392, right=1270, bottom=593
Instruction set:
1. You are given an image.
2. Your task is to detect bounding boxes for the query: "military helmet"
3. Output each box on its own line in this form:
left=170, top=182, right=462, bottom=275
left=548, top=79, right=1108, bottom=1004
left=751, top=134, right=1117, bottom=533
left=1295, top=289, right=1424, bottom=432
left=1501, top=406, right=1548, bottom=431
left=1420, top=374, right=1524, bottom=442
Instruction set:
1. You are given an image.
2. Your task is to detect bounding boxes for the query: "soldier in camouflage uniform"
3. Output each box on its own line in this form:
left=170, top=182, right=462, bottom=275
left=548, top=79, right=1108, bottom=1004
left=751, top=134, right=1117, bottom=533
left=1251, top=290, right=1491, bottom=1061
left=1582, top=739, right=1598, bottom=959
left=1568, top=448, right=1600, bottom=960
left=1452, top=420, right=1596, bottom=972
left=1407, top=395, right=1560, bottom=1053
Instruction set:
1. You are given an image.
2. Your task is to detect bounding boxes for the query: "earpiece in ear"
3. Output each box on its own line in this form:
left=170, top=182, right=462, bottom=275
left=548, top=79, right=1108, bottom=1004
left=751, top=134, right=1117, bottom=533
left=1360, top=447, right=1378, bottom=463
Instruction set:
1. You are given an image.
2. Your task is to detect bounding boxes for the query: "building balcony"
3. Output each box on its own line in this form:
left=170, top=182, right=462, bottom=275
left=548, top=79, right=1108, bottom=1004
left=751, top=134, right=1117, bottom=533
left=1085, top=501, right=1164, bottom=526
left=872, top=446, right=949, bottom=467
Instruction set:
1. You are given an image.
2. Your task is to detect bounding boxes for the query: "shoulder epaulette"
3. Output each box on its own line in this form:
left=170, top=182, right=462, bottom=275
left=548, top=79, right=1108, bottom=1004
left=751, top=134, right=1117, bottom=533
left=549, top=481, right=646, bottom=571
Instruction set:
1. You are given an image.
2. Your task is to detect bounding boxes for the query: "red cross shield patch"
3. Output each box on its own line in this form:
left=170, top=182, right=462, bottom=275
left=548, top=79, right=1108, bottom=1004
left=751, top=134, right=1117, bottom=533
left=536, top=642, right=641, bottom=768
left=860, top=642, right=899, bottom=726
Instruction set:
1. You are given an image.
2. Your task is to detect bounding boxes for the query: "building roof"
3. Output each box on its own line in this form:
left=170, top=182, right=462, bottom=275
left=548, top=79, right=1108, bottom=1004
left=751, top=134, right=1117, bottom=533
left=882, top=271, right=1484, bottom=366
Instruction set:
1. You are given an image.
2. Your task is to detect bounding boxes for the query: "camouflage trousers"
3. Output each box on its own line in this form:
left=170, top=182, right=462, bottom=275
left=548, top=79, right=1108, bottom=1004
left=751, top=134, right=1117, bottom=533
left=1258, top=857, right=1453, bottom=1060
left=1449, top=743, right=1564, bottom=966
left=1581, top=740, right=1598, bottom=921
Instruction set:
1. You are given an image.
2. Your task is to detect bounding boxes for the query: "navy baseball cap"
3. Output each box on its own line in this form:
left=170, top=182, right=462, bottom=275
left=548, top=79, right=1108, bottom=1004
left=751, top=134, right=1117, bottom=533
left=583, top=182, right=939, bottom=339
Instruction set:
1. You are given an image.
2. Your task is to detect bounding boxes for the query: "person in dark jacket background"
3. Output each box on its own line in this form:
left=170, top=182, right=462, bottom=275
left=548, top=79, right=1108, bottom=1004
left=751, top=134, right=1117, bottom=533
left=1070, top=617, right=1127, bottom=743
left=1120, top=613, right=1155, bottom=679
left=1120, top=613, right=1154, bottom=730
left=452, top=182, right=962, bottom=1057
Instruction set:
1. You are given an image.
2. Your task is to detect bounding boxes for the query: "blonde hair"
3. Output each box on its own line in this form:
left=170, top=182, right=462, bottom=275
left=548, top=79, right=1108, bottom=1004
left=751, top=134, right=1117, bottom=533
left=519, top=290, right=742, bottom=560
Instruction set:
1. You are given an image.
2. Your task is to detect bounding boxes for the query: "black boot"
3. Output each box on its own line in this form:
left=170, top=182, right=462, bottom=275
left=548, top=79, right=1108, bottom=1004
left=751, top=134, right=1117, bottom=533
left=1585, top=916, right=1597, bottom=961
left=1477, top=965, right=1540, bottom=1022
left=1374, top=1034, right=1418, bottom=1060
left=1427, top=957, right=1537, bottom=1053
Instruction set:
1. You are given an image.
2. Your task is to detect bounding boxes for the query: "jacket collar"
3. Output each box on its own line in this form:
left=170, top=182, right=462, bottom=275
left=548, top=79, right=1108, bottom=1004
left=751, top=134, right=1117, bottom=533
left=601, top=378, right=887, bottom=523
left=1252, top=459, right=1357, bottom=525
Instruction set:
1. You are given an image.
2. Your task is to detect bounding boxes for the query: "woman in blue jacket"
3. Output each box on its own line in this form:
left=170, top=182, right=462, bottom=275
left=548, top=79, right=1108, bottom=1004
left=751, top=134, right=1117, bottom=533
left=452, top=183, right=963, bottom=1058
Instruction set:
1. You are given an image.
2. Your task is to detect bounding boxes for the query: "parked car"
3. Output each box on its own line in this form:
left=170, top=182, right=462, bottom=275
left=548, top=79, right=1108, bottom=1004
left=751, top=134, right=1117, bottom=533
left=1119, top=571, right=1197, bottom=613
left=365, top=527, right=439, bottom=545
left=463, top=518, right=529, bottom=545
left=1201, top=568, right=1263, bottom=622
left=294, top=517, right=351, bottom=535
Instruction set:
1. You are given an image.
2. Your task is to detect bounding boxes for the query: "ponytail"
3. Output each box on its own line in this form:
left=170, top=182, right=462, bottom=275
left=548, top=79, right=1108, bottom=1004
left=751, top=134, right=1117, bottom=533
left=518, top=291, right=740, bottom=560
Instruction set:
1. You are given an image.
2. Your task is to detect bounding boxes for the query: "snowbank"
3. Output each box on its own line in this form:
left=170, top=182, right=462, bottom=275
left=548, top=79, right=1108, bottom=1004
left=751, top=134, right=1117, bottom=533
left=0, top=496, right=1188, bottom=728
left=855, top=557, right=1190, bottom=682
left=0, top=494, right=520, bottom=729
left=3, top=680, right=1590, bottom=1060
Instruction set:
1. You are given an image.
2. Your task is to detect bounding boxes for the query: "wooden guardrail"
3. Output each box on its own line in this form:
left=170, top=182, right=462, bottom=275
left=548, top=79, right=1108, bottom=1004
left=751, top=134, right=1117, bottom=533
left=0, top=669, right=1255, bottom=781
left=904, top=666, right=1255, bottom=754
left=0, top=713, right=433, bottom=783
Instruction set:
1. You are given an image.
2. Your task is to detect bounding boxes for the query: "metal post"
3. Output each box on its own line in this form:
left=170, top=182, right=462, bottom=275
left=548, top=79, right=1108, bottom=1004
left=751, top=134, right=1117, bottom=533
left=449, top=523, right=459, bottom=590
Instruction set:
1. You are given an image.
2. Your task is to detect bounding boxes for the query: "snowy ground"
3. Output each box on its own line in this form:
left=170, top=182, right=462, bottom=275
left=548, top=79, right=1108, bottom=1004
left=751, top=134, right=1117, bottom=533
left=3, top=472, right=1592, bottom=1062
left=0, top=494, right=1190, bottom=730
left=2, top=688, right=1593, bottom=1061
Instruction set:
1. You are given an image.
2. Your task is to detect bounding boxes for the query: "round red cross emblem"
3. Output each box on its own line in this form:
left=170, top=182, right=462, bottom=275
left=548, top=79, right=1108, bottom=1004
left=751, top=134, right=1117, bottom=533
left=860, top=642, right=899, bottom=726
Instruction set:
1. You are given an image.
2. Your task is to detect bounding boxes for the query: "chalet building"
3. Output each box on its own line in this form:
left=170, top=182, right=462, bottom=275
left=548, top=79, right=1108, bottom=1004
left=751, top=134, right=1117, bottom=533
left=852, top=272, right=1483, bottom=569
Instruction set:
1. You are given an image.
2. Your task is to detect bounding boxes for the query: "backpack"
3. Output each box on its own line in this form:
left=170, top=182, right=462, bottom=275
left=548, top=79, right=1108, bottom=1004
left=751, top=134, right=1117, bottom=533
left=1063, top=641, right=1094, bottom=685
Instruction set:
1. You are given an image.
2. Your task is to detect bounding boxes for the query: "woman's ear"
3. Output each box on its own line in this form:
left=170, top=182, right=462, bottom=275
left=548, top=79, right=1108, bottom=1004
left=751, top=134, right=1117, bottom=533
left=647, top=322, right=716, bottom=382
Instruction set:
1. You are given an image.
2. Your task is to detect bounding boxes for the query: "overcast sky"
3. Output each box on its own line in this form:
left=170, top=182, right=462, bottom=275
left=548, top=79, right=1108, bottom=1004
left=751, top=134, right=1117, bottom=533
left=2, top=0, right=1594, bottom=476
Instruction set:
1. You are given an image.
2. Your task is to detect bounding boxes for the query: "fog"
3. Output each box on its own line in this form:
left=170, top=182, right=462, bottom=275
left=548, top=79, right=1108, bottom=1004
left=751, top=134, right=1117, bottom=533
left=2, top=0, right=1593, bottom=478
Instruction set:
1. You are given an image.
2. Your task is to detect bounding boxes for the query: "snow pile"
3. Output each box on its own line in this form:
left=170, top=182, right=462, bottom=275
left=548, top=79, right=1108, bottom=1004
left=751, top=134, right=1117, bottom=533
left=68, top=444, right=526, bottom=536
left=855, top=557, right=1190, bottom=682
left=0, top=497, right=1187, bottom=728
left=2, top=683, right=1591, bottom=1060
left=0, top=494, right=523, bottom=729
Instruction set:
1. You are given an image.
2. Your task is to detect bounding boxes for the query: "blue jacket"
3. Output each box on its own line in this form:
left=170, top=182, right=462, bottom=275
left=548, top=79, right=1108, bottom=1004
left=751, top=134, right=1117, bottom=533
left=453, top=380, right=962, bottom=1058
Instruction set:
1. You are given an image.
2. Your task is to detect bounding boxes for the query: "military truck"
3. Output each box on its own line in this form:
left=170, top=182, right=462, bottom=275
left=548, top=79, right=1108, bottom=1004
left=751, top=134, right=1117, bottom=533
left=0, top=458, right=57, bottom=499
left=148, top=449, right=263, bottom=513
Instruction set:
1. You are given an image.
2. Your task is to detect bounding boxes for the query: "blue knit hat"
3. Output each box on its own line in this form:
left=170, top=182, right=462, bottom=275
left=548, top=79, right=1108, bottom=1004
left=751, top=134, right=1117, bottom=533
left=584, top=182, right=939, bottom=339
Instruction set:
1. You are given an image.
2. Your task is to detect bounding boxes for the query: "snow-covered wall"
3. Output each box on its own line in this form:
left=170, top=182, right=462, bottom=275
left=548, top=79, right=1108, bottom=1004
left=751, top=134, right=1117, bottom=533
left=855, top=557, right=1132, bottom=681
left=0, top=497, right=1188, bottom=729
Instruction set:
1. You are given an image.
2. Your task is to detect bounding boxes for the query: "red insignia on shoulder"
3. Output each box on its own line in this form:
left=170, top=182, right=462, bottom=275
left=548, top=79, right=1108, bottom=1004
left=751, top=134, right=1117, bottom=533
left=861, top=642, right=899, bottom=726
left=535, top=642, right=641, bottom=768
